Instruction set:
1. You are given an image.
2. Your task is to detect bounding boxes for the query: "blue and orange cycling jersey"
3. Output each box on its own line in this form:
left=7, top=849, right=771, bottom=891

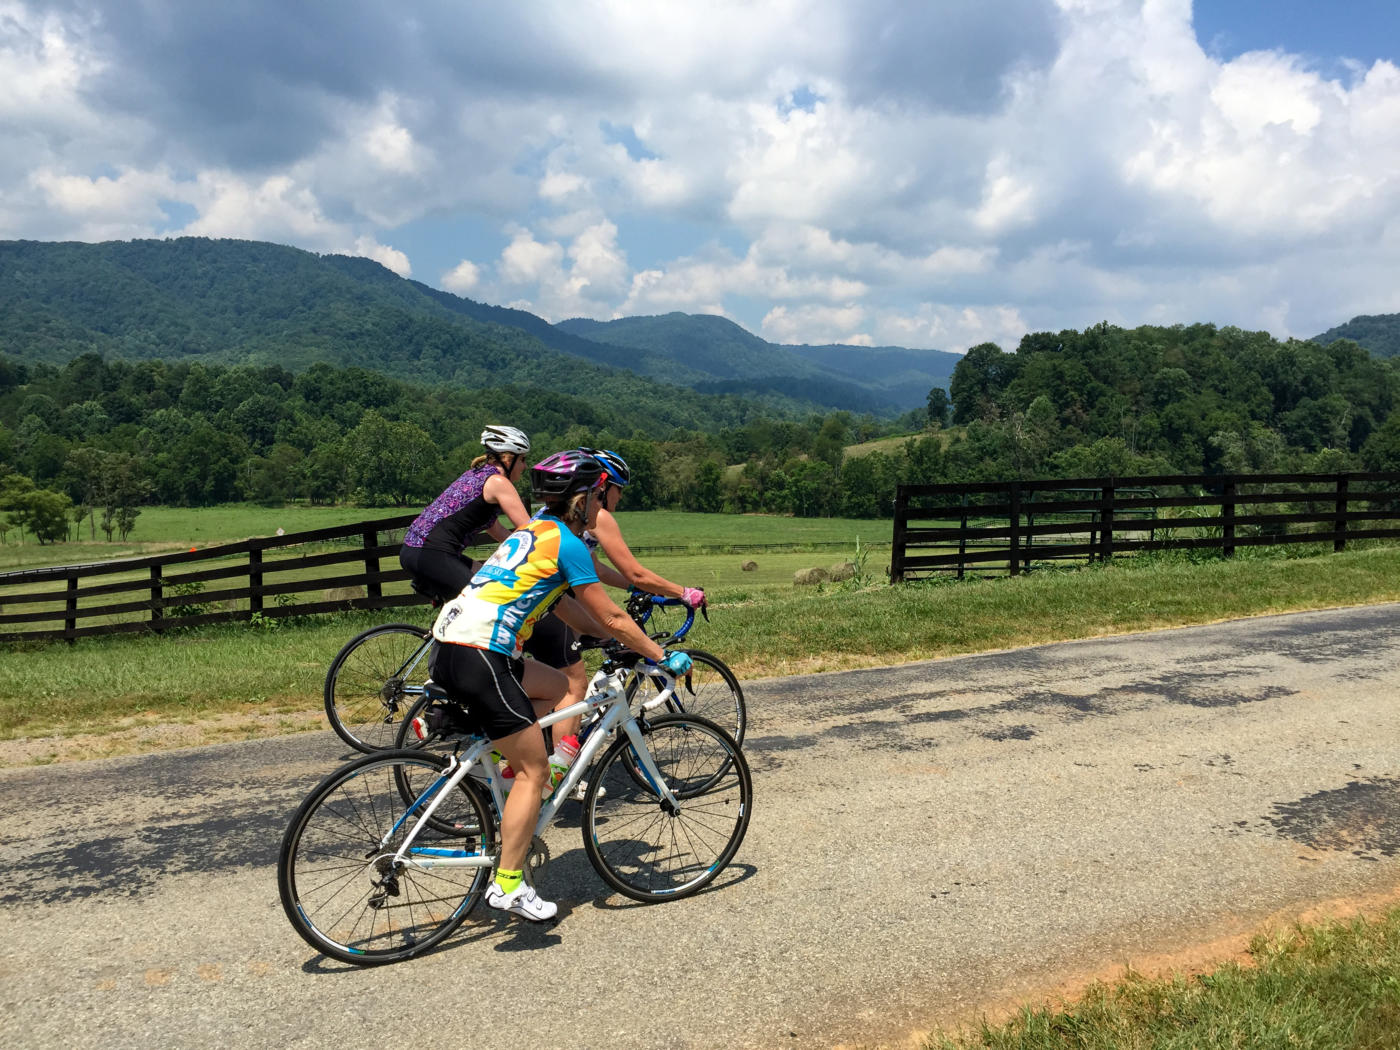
left=432, top=514, right=598, bottom=658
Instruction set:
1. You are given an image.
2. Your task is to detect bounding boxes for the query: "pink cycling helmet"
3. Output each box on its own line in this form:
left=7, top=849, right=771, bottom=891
left=531, top=449, right=605, bottom=501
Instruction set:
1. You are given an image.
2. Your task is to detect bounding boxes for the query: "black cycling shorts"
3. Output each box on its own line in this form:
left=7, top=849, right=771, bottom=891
left=428, top=644, right=536, bottom=741
left=521, top=610, right=580, bottom=669
left=400, top=545, right=475, bottom=602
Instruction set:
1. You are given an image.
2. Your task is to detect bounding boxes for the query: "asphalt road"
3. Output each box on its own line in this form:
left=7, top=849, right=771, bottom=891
left=5, top=604, right=1400, bottom=1050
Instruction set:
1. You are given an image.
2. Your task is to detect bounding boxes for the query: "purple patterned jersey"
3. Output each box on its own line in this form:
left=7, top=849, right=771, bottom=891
left=403, top=464, right=502, bottom=553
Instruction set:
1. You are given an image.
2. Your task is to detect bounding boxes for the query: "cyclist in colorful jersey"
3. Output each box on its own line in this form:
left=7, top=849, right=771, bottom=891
left=400, top=425, right=602, bottom=706
left=430, top=449, right=692, bottom=922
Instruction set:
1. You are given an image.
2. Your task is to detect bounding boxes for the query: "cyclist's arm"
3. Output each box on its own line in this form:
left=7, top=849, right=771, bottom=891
left=590, top=551, right=630, bottom=590
left=589, top=508, right=684, bottom=599
left=482, top=473, right=533, bottom=530
left=570, top=581, right=666, bottom=661
left=551, top=593, right=608, bottom=639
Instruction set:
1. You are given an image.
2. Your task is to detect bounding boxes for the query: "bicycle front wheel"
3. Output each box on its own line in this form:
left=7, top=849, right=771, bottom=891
left=637, top=649, right=745, bottom=746
left=324, top=624, right=432, bottom=752
left=582, top=714, right=751, bottom=903
left=278, top=750, right=495, bottom=966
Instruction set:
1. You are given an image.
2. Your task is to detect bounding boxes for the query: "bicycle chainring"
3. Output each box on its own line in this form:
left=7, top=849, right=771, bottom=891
left=523, top=836, right=550, bottom=887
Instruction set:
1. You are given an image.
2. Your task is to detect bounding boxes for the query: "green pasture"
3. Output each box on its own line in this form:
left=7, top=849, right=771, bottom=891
left=7, top=542, right=1400, bottom=762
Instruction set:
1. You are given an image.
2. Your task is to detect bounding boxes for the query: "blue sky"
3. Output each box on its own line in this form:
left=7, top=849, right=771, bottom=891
left=4, top=1, right=1399, bottom=352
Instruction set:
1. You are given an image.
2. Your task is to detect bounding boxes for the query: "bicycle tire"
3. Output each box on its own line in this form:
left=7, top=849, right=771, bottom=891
left=324, top=624, right=432, bottom=752
left=636, top=649, right=745, bottom=746
left=278, top=749, right=496, bottom=966
left=582, top=714, right=751, bottom=903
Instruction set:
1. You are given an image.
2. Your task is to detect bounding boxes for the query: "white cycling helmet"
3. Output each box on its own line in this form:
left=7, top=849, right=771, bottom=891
left=480, top=425, right=531, bottom=454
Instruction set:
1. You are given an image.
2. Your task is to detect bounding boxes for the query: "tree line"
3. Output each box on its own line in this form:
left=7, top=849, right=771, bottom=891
left=5, top=320, right=1400, bottom=544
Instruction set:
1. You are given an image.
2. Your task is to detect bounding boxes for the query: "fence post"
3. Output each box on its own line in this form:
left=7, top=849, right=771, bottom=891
left=364, top=528, right=382, bottom=602
left=1100, top=480, right=1116, bottom=562
left=1335, top=473, right=1349, bottom=553
left=958, top=494, right=968, bottom=579
left=249, top=544, right=263, bottom=620
left=1024, top=489, right=1035, bottom=572
left=150, top=564, right=163, bottom=633
left=1008, top=483, right=1021, bottom=576
left=1222, top=478, right=1237, bottom=558
left=890, top=488, right=908, bottom=584
left=64, top=574, right=78, bottom=644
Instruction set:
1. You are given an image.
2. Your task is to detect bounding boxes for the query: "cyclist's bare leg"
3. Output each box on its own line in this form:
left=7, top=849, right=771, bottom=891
left=548, top=596, right=604, bottom=741
left=545, top=659, right=586, bottom=741
left=491, top=722, right=551, bottom=872
left=521, top=659, right=568, bottom=747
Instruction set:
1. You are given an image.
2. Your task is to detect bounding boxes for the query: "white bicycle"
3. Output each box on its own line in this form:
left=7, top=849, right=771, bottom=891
left=277, top=649, right=752, bottom=966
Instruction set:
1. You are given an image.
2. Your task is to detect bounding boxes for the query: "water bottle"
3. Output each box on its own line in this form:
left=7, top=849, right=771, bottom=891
left=545, top=735, right=582, bottom=797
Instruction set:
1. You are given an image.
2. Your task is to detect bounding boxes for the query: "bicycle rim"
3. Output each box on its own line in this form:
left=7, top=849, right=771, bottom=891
left=636, top=649, right=745, bottom=746
left=278, top=750, right=494, bottom=966
left=324, top=624, right=432, bottom=752
left=583, top=714, right=751, bottom=903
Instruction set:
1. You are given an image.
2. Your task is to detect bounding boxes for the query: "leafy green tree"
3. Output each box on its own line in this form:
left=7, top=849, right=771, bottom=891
left=926, top=387, right=951, bottom=428
left=1210, top=423, right=1289, bottom=474
left=344, top=411, right=439, bottom=505
left=10, top=487, right=73, bottom=543
left=949, top=342, right=1015, bottom=424
left=690, top=460, right=724, bottom=513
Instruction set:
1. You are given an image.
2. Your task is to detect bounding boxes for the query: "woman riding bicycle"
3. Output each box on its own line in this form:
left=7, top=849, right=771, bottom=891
left=399, top=424, right=534, bottom=592
left=579, top=447, right=707, bottom=612
left=399, top=425, right=602, bottom=718
left=429, top=449, right=692, bottom=921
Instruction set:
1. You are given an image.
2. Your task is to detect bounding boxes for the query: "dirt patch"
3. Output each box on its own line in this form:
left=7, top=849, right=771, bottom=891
left=875, top=882, right=1400, bottom=1050
left=0, top=708, right=326, bottom=767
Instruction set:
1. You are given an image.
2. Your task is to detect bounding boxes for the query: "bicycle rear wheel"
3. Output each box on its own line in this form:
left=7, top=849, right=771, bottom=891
left=636, top=649, right=745, bottom=746
left=582, top=714, right=751, bottom=903
left=324, top=624, right=432, bottom=752
left=278, top=749, right=495, bottom=966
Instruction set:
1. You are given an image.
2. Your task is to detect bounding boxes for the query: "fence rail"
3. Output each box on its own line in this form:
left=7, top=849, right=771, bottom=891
left=0, top=517, right=889, bottom=644
left=890, top=472, right=1400, bottom=583
left=0, top=513, right=421, bottom=644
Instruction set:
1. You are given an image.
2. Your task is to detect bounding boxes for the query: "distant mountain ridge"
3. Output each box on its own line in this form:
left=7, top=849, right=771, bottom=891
left=0, top=237, right=951, bottom=418
left=557, top=312, right=960, bottom=413
left=1312, top=313, right=1400, bottom=359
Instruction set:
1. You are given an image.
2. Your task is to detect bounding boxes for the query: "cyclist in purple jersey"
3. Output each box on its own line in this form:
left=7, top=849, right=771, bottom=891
left=399, top=425, right=534, bottom=594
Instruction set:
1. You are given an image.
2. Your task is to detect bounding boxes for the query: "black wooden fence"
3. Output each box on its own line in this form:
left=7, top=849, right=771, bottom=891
left=0, top=516, right=890, bottom=644
left=891, top=471, right=1400, bottom=583
left=0, top=514, right=421, bottom=644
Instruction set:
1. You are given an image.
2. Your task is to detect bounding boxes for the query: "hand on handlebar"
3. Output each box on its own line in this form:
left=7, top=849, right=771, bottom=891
left=658, top=650, right=692, bottom=676
left=681, top=586, right=705, bottom=609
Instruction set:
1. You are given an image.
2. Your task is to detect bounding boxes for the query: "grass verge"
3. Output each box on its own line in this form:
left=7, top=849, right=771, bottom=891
left=5, top=544, right=1400, bottom=761
left=930, top=908, right=1400, bottom=1049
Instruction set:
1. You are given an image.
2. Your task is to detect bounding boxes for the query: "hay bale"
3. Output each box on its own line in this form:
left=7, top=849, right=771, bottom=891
left=324, top=585, right=367, bottom=603
left=793, top=567, right=829, bottom=586
left=828, top=561, right=857, bottom=582
left=741, top=560, right=758, bottom=572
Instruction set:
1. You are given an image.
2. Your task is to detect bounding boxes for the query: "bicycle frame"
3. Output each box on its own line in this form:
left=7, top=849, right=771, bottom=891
left=386, top=666, right=683, bottom=873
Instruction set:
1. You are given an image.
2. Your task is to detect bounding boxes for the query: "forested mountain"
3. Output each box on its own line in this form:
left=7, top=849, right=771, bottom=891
left=0, top=237, right=944, bottom=417
left=557, top=312, right=960, bottom=413
left=1311, top=313, right=1400, bottom=359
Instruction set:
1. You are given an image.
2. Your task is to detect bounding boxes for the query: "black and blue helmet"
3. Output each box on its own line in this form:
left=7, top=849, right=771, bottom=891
left=581, top=447, right=630, bottom=487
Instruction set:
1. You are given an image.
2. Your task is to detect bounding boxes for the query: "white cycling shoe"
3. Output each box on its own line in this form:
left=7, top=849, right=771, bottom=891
left=485, top=882, right=557, bottom=922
